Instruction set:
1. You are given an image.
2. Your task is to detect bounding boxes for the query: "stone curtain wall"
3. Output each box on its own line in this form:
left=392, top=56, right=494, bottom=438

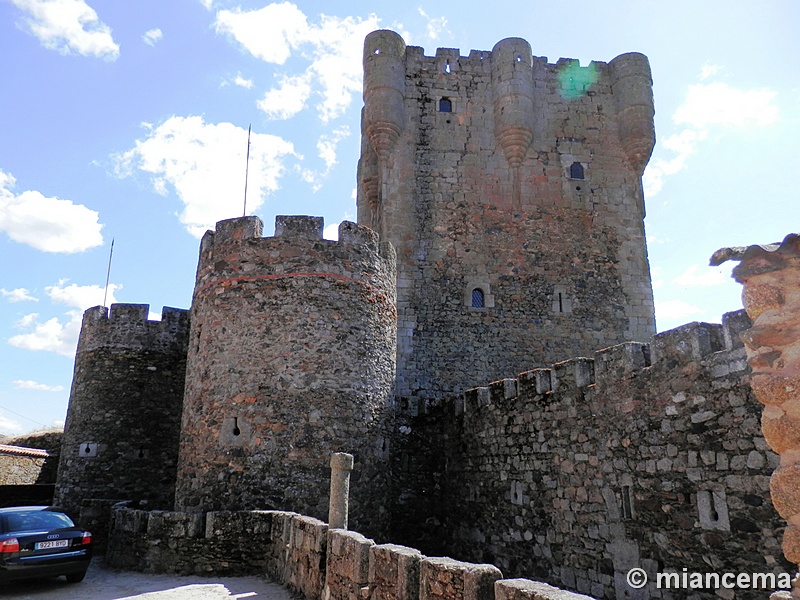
left=5, top=431, right=61, bottom=483
left=54, top=304, right=190, bottom=518
left=0, top=453, right=46, bottom=485
left=106, top=505, right=591, bottom=600
left=393, top=310, right=790, bottom=599
left=175, top=216, right=397, bottom=538
left=359, top=31, right=656, bottom=401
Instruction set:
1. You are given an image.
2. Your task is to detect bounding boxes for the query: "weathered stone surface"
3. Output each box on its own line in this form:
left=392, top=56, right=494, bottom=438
left=495, top=578, right=594, bottom=600
left=369, top=543, right=424, bottom=600
left=54, top=304, right=189, bottom=517
left=174, top=216, right=396, bottom=537
left=393, top=309, right=789, bottom=599
left=0, top=447, right=48, bottom=485
left=420, top=557, right=502, bottom=600
left=359, top=32, right=656, bottom=402
left=730, top=233, right=800, bottom=597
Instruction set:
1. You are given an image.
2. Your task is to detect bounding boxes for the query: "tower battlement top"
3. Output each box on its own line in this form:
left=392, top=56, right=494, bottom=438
left=77, top=304, right=190, bottom=355
left=198, top=216, right=393, bottom=261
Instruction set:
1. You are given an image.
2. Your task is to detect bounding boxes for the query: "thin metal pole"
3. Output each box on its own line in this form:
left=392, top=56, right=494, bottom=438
left=103, top=238, right=114, bottom=308
left=243, top=124, right=251, bottom=216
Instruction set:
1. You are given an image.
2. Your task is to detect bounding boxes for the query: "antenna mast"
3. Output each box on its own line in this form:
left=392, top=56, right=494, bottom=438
left=243, top=124, right=251, bottom=217
left=103, top=237, right=115, bottom=308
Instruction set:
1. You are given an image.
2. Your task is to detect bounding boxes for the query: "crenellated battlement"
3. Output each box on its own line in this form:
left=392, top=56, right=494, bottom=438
left=176, top=214, right=397, bottom=532
left=77, top=303, right=190, bottom=355
left=196, top=216, right=394, bottom=290
left=401, top=310, right=751, bottom=420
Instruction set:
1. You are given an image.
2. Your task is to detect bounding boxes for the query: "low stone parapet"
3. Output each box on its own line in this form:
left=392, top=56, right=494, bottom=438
left=106, top=504, right=593, bottom=599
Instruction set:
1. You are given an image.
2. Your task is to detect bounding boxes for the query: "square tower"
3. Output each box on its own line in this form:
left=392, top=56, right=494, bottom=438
left=358, top=30, right=656, bottom=400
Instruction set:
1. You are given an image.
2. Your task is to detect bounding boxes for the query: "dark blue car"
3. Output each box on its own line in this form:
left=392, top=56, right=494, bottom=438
left=0, top=506, right=92, bottom=584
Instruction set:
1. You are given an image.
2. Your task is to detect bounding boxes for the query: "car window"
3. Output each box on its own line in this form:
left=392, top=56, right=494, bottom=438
left=4, top=511, right=74, bottom=533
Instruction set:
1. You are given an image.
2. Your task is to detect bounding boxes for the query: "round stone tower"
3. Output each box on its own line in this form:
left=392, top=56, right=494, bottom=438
left=608, top=52, right=656, bottom=175
left=491, top=37, right=535, bottom=170
left=359, top=29, right=406, bottom=230
left=54, top=304, right=190, bottom=517
left=174, top=216, right=397, bottom=537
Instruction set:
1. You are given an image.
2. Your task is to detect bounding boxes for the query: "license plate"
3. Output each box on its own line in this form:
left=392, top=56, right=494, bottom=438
left=35, top=540, right=69, bottom=550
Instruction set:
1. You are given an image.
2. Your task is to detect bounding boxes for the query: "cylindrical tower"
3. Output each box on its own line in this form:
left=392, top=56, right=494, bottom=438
left=174, top=216, right=397, bottom=538
left=362, top=30, right=406, bottom=164
left=491, top=37, right=534, bottom=170
left=357, top=107, right=380, bottom=229
left=608, top=52, right=656, bottom=176
left=54, top=304, right=190, bottom=517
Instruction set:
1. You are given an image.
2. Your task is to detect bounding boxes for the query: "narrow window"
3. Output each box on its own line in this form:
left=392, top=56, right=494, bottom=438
left=444, top=60, right=451, bottom=74
left=471, top=288, right=485, bottom=308
left=621, top=486, right=633, bottom=520
left=569, top=162, right=584, bottom=180
left=439, top=97, right=452, bottom=113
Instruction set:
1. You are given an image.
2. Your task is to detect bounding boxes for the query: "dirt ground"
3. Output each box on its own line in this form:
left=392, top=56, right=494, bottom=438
left=0, top=558, right=295, bottom=599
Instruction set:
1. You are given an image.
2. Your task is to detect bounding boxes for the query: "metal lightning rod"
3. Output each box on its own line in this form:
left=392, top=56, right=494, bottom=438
left=243, top=124, right=251, bottom=217
left=103, top=237, right=114, bottom=308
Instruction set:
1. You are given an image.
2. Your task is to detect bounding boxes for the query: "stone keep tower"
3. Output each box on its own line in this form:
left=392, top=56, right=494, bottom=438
left=358, top=30, right=657, bottom=401
left=173, top=216, right=397, bottom=536
left=54, top=304, right=190, bottom=517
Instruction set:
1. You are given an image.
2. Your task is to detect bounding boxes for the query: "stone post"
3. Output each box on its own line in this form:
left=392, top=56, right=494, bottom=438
left=329, top=452, right=354, bottom=530
left=721, top=234, right=800, bottom=598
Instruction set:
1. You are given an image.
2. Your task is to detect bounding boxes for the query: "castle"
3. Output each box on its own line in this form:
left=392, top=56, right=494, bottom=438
left=52, top=31, right=792, bottom=599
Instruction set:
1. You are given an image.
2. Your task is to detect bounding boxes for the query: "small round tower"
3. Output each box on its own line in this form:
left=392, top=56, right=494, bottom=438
left=362, top=30, right=406, bottom=164
left=608, top=52, right=656, bottom=176
left=491, top=37, right=535, bottom=170
left=174, top=216, right=397, bottom=537
left=54, top=304, right=190, bottom=517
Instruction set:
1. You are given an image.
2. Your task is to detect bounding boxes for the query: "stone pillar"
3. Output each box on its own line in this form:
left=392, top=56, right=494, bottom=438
left=723, top=234, right=800, bottom=598
left=329, top=452, right=354, bottom=530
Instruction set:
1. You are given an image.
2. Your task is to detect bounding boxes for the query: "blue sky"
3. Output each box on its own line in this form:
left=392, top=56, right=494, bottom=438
left=1, top=0, right=798, bottom=436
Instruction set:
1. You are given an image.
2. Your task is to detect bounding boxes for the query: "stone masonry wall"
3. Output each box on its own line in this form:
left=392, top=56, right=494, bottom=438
left=0, top=451, right=47, bottom=485
left=54, top=304, right=190, bottom=518
left=392, top=310, right=791, bottom=599
left=174, top=216, right=397, bottom=538
left=106, top=505, right=592, bottom=600
left=359, top=31, right=656, bottom=401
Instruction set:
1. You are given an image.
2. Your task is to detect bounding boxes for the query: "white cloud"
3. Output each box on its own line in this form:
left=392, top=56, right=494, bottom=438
left=114, top=116, right=297, bottom=237
left=323, top=222, right=339, bottom=240
left=13, top=380, right=65, bottom=392
left=417, top=8, right=449, bottom=41
left=11, top=0, right=119, bottom=60
left=142, top=28, right=162, bottom=46
left=199, top=0, right=213, bottom=9
left=257, top=73, right=313, bottom=120
left=215, top=3, right=380, bottom=122
left=699, top=62, right=721, bottom=81
left=15, top=313, right=40, bottom=329
left=8, top=280, right=120, bottom=356
left=298, top=126, right=350, bottom=191
left=643, top=76, right=779, bottom=197
left=0, top=413, right=23, bottom=436
left=1, top=288, right=38, bottom=303
left=655, top=299, right=705, bottom=323
left=317, top=126, right=349, bottom=171
left=234, top=74, right=253, bottom=89
left=674, top=82, right=779, bottom=129
left=672, top=265, right=726, bottom=288
left=0, top=170, right=104, bottom=253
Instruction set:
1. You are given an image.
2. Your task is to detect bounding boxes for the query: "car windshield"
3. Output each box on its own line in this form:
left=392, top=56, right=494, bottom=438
left=2, top=511, right=74, bottom=533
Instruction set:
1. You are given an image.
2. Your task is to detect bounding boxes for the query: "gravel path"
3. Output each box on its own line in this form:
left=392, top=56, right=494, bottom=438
left=0, top=559, right=294, bottom=599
